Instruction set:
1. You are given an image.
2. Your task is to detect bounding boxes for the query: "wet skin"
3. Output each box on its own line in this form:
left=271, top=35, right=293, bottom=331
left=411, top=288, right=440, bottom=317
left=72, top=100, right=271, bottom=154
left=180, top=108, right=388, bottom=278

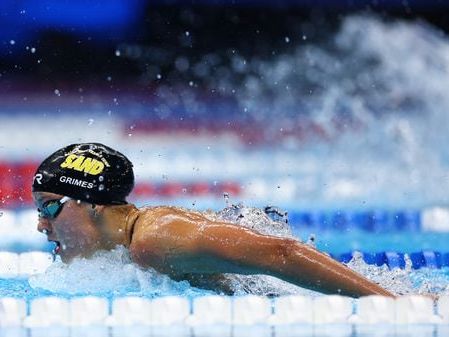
left=33, top=191, right=394, bottom=297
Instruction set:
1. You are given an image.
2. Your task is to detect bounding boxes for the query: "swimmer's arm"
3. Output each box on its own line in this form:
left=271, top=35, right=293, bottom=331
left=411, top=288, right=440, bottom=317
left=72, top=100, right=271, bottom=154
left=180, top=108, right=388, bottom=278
left=195, top=223, right=393, bottom=297
left=131, top=215, right=393, bottom=298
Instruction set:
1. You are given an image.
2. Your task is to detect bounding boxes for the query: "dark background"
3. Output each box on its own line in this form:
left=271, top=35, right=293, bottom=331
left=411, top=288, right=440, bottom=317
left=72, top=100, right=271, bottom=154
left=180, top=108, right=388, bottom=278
left=1, top=0, right=448, bottom=89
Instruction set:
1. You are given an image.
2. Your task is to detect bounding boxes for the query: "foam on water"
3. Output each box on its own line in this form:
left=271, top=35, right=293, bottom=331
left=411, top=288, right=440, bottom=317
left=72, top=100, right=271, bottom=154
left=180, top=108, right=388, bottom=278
left=347, top=251, right=449, bottom=297
left=28, top=246, right=211, bottom=298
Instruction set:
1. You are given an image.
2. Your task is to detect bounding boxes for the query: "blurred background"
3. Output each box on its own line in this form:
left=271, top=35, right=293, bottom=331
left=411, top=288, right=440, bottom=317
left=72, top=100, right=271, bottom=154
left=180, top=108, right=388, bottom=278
left=2, top=0, right=449, bottom=257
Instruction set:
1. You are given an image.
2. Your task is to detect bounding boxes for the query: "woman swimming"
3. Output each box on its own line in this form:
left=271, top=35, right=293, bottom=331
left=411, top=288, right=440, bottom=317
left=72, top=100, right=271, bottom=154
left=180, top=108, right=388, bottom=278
left=32, top=143, right=393, bottom=297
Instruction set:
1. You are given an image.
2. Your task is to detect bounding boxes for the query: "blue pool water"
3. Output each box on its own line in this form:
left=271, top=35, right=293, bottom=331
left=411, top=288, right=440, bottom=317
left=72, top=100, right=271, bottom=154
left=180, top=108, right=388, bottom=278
left=304, top=230, right=449, bottom=255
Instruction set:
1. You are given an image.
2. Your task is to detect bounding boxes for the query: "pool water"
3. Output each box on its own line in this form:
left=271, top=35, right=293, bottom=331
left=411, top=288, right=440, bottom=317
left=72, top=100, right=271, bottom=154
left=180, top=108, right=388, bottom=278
left=302, top=230, right=449, bottom=255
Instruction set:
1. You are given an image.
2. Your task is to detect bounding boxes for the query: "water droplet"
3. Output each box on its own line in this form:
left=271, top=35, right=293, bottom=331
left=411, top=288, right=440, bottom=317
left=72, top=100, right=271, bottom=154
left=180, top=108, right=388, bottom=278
left=30, top=47, right=36, bottom=53
left=99, top=176, right=104, bottom=182
left=106, top=76, right=112, bottom=81
left=182, top=188, right=187, bottom=193
left=223, top=192, right=230, bottom=206
left=99, top=184, right=105, bottom=191
left=115, top=50, right=121, bottom=56
left=307, top=234, right=316, bottom=247
left=156, top=74, right=162, bottom=79
left=54, top=89, right=61, bottom=96
left=88, top=118, right=94, bottom=126
left=9, top=40, right=15, bottom=45
left=189, top=81, right=194, bottom=86
left=185, top=31, right=190, bottom=36
left=284, top=36, right=290, bottom=43
left=302, top=35, right=307, bottom=40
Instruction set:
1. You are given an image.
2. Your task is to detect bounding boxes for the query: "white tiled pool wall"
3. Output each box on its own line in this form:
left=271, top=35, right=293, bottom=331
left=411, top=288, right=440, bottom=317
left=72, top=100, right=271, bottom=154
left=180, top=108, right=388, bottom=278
left=1, top=293, right=449, bottom=327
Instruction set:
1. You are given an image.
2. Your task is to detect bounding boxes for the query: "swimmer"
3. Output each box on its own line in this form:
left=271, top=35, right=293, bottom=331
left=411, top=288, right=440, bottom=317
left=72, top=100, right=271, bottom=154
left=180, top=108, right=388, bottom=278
left=32, top=143, right=394, bottom=298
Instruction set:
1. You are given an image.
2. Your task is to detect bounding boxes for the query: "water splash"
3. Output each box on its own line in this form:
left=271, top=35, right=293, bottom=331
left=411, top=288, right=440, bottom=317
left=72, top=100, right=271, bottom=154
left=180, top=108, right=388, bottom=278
left=346, top=251, right=449, bottom=296
left=29, top=246, right=211, bottom=298
left=226, top=15, right=449, bottom=207
left=212, top=204, right=293, bottom=238
left=147, top=15, right=449, bottom=207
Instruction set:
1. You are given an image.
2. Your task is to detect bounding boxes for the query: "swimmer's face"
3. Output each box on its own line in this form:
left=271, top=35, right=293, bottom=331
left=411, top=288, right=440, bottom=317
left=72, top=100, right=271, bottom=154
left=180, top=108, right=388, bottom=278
left=33, top=191, right=102, bottom=263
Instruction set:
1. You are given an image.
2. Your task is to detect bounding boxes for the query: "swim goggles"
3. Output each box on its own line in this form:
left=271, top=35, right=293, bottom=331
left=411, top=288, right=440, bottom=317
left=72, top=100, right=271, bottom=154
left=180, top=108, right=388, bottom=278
left=38, top=196, right=71, bottom=219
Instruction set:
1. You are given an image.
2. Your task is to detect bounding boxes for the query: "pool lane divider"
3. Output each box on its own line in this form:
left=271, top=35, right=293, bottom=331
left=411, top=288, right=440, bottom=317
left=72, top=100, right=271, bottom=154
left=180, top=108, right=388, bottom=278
left=288, top=207, right=449, bottom=232
left=289, top=210, right=422, bottom=231
left=335, top=251, right=447, bottom=269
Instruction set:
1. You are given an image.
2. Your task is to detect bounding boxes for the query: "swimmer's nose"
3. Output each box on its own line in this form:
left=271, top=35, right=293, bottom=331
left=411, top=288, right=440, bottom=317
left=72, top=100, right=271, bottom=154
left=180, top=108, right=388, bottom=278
left=37, top=217, right=52, bottom=235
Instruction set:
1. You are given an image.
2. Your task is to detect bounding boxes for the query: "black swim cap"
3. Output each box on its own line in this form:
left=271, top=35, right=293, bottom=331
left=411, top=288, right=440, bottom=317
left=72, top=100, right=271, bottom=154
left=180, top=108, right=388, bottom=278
left=32, top=143, right=134, bottom=205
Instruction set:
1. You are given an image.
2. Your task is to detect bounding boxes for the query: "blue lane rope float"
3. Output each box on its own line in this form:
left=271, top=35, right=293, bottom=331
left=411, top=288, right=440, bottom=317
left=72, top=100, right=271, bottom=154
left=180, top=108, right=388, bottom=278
left=409, top=251, right=441, bottom=269
left=335, top=251, right=449, bottom=269
left=289, top=210, right=421, bottom=231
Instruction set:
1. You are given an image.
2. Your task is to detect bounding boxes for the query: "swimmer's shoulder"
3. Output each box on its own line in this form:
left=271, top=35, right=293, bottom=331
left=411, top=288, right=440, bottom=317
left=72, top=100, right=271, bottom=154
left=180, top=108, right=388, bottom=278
left=132, top=205, right=202, bottom=233
left=129, top=205, right=205, bottom=270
